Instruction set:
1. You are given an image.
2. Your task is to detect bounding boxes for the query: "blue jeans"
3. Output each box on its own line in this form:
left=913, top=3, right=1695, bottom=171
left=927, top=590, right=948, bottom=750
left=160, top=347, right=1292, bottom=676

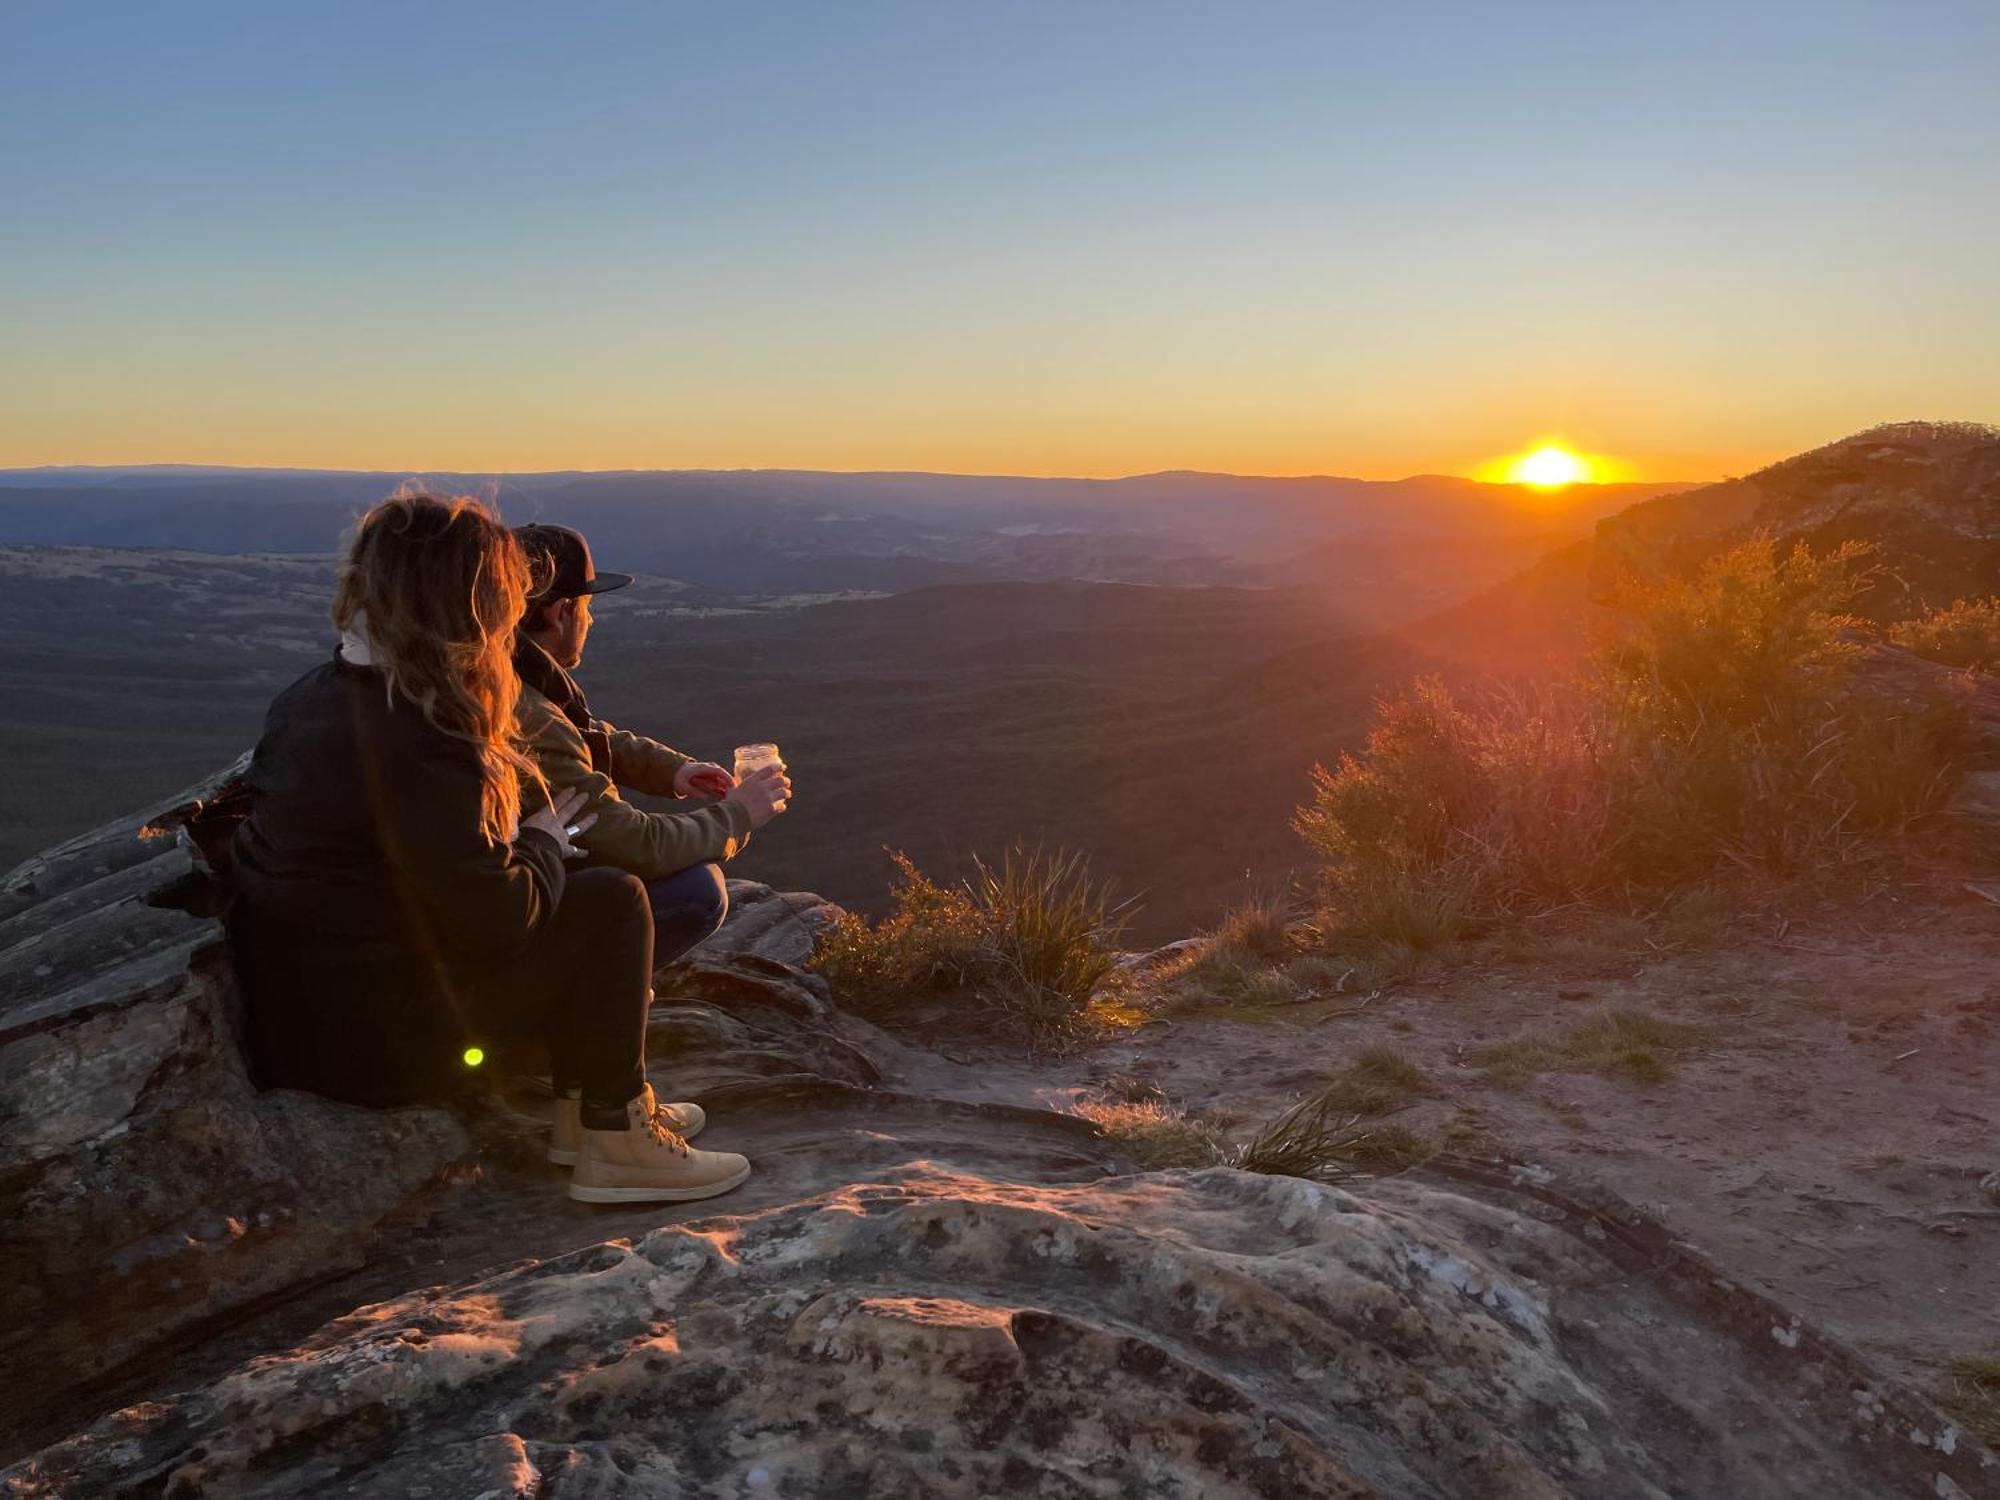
left=647, top=862, right=730, bottom=967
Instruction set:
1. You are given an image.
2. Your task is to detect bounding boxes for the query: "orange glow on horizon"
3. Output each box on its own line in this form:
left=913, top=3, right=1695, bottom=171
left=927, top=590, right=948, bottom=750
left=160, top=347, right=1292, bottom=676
left=1473, top=440, right=1633, bottom=490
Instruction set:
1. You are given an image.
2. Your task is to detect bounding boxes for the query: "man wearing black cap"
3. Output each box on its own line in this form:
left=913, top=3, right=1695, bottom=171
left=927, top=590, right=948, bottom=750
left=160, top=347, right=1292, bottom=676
left=511, top=525, right=792, bottom=1169
left=512, top=524, right=791, bottom=900
left=512, top=524, right=792, bottom=1176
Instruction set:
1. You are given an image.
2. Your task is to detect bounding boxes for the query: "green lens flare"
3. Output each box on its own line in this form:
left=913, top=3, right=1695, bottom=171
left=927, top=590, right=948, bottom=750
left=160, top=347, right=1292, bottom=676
left=462, top=1046, right=485, bottom=1068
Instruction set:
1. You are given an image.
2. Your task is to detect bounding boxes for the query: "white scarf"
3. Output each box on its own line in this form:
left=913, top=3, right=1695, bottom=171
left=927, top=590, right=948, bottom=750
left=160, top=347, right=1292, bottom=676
left=338, top=612, right=378, bottom=667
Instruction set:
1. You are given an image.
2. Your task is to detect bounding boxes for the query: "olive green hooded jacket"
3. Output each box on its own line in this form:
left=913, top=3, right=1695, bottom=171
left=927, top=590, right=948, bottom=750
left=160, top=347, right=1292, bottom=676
left=516, top=672, right=752, bottom=881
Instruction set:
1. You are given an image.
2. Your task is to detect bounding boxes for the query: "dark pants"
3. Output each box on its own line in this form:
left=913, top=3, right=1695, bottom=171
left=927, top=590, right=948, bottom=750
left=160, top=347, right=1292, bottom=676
left=537, top=863, right=726, bottom=1110
left=235, top=865, right=656, bottom=1113
left=646, top=861, right=730, bottom=964
left=468, top=866, right=655, bottom=1113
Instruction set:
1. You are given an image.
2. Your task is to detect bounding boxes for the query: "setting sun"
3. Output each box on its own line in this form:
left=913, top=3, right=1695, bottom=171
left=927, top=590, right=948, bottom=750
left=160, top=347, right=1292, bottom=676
left=1472, top=441, right=1627, bottom=490
left=1511, top=445, right=1588, bottom=488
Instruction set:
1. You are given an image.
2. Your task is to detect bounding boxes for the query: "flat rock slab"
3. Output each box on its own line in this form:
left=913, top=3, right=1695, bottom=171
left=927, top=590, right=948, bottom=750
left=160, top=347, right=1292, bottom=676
left=5, top=1076, right=1123, bottom=1457
left=9, top=1163, right=1990, bottom=1499
left=0, top=752, right=889, bottom=1462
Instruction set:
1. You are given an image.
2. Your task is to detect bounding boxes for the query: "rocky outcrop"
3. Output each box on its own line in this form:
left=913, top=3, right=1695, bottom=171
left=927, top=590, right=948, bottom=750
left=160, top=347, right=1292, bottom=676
left=7, top=1163, right=1991, bottom=1499
left=1591, top=420, right=2000, bottom=614
left=0, top=762, right=868, bottom=1454
left=0, top=762, right=472, bottom=1443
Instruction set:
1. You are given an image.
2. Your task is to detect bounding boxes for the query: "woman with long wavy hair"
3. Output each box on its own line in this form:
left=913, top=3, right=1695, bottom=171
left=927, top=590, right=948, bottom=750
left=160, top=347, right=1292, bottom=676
left=229, top=492, right=750, bottom=1203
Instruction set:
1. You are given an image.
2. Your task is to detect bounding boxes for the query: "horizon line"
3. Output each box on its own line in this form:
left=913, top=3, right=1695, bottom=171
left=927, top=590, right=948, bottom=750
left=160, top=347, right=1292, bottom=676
left=0, top=459, right=1714, bottom=489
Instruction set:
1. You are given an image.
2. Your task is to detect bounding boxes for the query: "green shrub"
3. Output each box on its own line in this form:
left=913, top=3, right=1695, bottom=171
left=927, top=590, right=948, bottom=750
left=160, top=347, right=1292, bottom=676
left=1296, top=678, right=1610, bottom=940
left=1297, top=537, right=1966, bottom=943
left=813, top=851, right=981, bottom=999
left=1595, top=536, right=1869, bottom=735
left=1890, top=597, right=2000, bottom=672
left=813, top=846, right=1130, bottom=1049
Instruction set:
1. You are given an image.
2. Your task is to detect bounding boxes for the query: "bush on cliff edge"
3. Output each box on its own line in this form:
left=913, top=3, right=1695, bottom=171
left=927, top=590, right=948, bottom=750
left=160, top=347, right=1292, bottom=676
left=1297, top=537, right=1966, bottom=944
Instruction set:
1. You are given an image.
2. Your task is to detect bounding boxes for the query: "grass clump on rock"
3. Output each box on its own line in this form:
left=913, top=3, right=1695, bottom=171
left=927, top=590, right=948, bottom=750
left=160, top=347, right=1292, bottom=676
left=813, top=846, right=1130, bottom=1050
left=1234, top=1046, right=1434, bottom=1181
left=1935, top=1354, right=2000, bottom=1448
left=1236, top=1093, right=1431, bottom=1181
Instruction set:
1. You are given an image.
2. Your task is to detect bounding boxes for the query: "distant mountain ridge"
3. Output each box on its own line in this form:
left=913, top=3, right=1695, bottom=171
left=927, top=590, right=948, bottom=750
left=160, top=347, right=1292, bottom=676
left=0, top=463, right=1691, bottom=595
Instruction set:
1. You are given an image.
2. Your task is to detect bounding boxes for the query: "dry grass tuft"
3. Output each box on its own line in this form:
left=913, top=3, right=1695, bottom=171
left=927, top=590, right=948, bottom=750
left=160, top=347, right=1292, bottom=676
left=1234, top=1046, right=1435, bottom=1180
left=1164, top=934, right=1441, bottom=1020
left=1077, top=1099, right=1225, bottom=1169
left=1475, top=1008, right=1701, bottom=1086
left=1205, top=893, right=1296, bottom=963
left=1236, top=1088, right=1432, bottom=1180
left=1314, top=1045, right=1429, bottom=1115
left=813, top=846, right=1130, bottom=1050
left=1935, top=1354, right=2000, bottom=1448
left=1892, top=597, right=2000, bottom=672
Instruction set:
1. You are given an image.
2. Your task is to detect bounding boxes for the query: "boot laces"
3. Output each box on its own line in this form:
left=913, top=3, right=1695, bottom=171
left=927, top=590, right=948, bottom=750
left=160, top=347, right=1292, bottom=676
left=641, top=1099, right=691, bottom=1157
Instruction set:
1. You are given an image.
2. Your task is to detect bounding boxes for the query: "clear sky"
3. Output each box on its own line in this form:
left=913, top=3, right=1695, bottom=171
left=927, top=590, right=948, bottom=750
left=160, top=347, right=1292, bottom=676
left=2, top=1, right=1995, bottom=479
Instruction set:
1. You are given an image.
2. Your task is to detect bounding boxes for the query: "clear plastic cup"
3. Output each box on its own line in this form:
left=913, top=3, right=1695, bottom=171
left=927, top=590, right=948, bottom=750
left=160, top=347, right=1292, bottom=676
left=733, top=742, right=784, bottom=782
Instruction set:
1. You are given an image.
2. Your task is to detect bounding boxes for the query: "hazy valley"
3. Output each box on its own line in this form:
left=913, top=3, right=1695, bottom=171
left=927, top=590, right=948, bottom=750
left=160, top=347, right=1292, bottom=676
left=7, top=431, right=1997, bottom=938
left=0, top=464, right=1681, bottom=936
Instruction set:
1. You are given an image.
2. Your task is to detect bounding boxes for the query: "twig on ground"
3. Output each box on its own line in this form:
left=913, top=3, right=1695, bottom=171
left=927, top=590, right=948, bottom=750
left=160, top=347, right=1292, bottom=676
left=1313, top=990, right=1384, bottom=1023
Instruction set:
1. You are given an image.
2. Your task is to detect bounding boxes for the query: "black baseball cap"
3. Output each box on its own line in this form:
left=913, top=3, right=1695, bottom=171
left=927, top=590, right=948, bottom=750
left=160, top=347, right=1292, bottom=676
left=514, top=523, right=632, bottom=601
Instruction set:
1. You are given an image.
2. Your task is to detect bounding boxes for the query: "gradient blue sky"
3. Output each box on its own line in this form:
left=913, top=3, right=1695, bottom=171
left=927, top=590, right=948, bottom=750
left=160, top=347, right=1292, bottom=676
left=2, top=1, right=1995, bottom=477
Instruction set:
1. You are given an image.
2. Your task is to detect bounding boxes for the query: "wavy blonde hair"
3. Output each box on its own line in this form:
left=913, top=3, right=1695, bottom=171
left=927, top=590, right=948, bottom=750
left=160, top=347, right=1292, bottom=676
left=333, top=490, right=539, bottom=844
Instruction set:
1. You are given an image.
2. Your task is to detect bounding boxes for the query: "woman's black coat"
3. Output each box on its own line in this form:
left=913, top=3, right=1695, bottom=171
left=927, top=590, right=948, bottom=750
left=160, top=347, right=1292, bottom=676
left=229, top=652, right=565, bottom=1105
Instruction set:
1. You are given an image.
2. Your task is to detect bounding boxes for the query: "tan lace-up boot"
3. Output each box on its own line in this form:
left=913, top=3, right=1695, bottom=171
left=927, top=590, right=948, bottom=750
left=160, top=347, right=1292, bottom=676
left=549, top=1091, right=705, bottom=1167
left=569, top=1084, right=748, bottom=1203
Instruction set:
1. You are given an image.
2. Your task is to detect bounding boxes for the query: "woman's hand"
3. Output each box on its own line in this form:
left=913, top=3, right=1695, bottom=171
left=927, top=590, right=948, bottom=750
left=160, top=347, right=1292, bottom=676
left=674, top=760, right=737, bottom=799
left=724, top=765, right=792, bottom=828
left=521, top=786, right=598, bottom=860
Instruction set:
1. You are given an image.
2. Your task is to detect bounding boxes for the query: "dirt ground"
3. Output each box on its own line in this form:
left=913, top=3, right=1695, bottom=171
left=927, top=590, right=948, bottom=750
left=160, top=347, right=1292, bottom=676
left=1017, top=879, right=2000, bottom=1400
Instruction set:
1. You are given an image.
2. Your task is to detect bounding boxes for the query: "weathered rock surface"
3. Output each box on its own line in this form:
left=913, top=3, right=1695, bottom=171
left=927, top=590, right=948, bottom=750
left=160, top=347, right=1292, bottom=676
left=7, top=1163, right=1991, bottom=1499
left=0, top=762, right=872, bottom=1455
left=0, top=761, right=470, bottom=1441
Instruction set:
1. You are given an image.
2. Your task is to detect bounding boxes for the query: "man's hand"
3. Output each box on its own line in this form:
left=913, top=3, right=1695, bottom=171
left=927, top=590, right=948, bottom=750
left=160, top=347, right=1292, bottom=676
left=674, top=760, right=736, bottom=799
left=725, top=765, right=792, bottom=829
left=521, top=786, right=599, bottom=860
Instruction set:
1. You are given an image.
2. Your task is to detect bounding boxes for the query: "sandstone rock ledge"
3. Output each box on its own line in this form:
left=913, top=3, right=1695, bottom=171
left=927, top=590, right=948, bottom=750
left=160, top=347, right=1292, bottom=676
left=6, top=1165, right=1989, bottom=1499
left=0, top=759, right=469, bottom=1432
left=0, top=761, right=854, bottom=1453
